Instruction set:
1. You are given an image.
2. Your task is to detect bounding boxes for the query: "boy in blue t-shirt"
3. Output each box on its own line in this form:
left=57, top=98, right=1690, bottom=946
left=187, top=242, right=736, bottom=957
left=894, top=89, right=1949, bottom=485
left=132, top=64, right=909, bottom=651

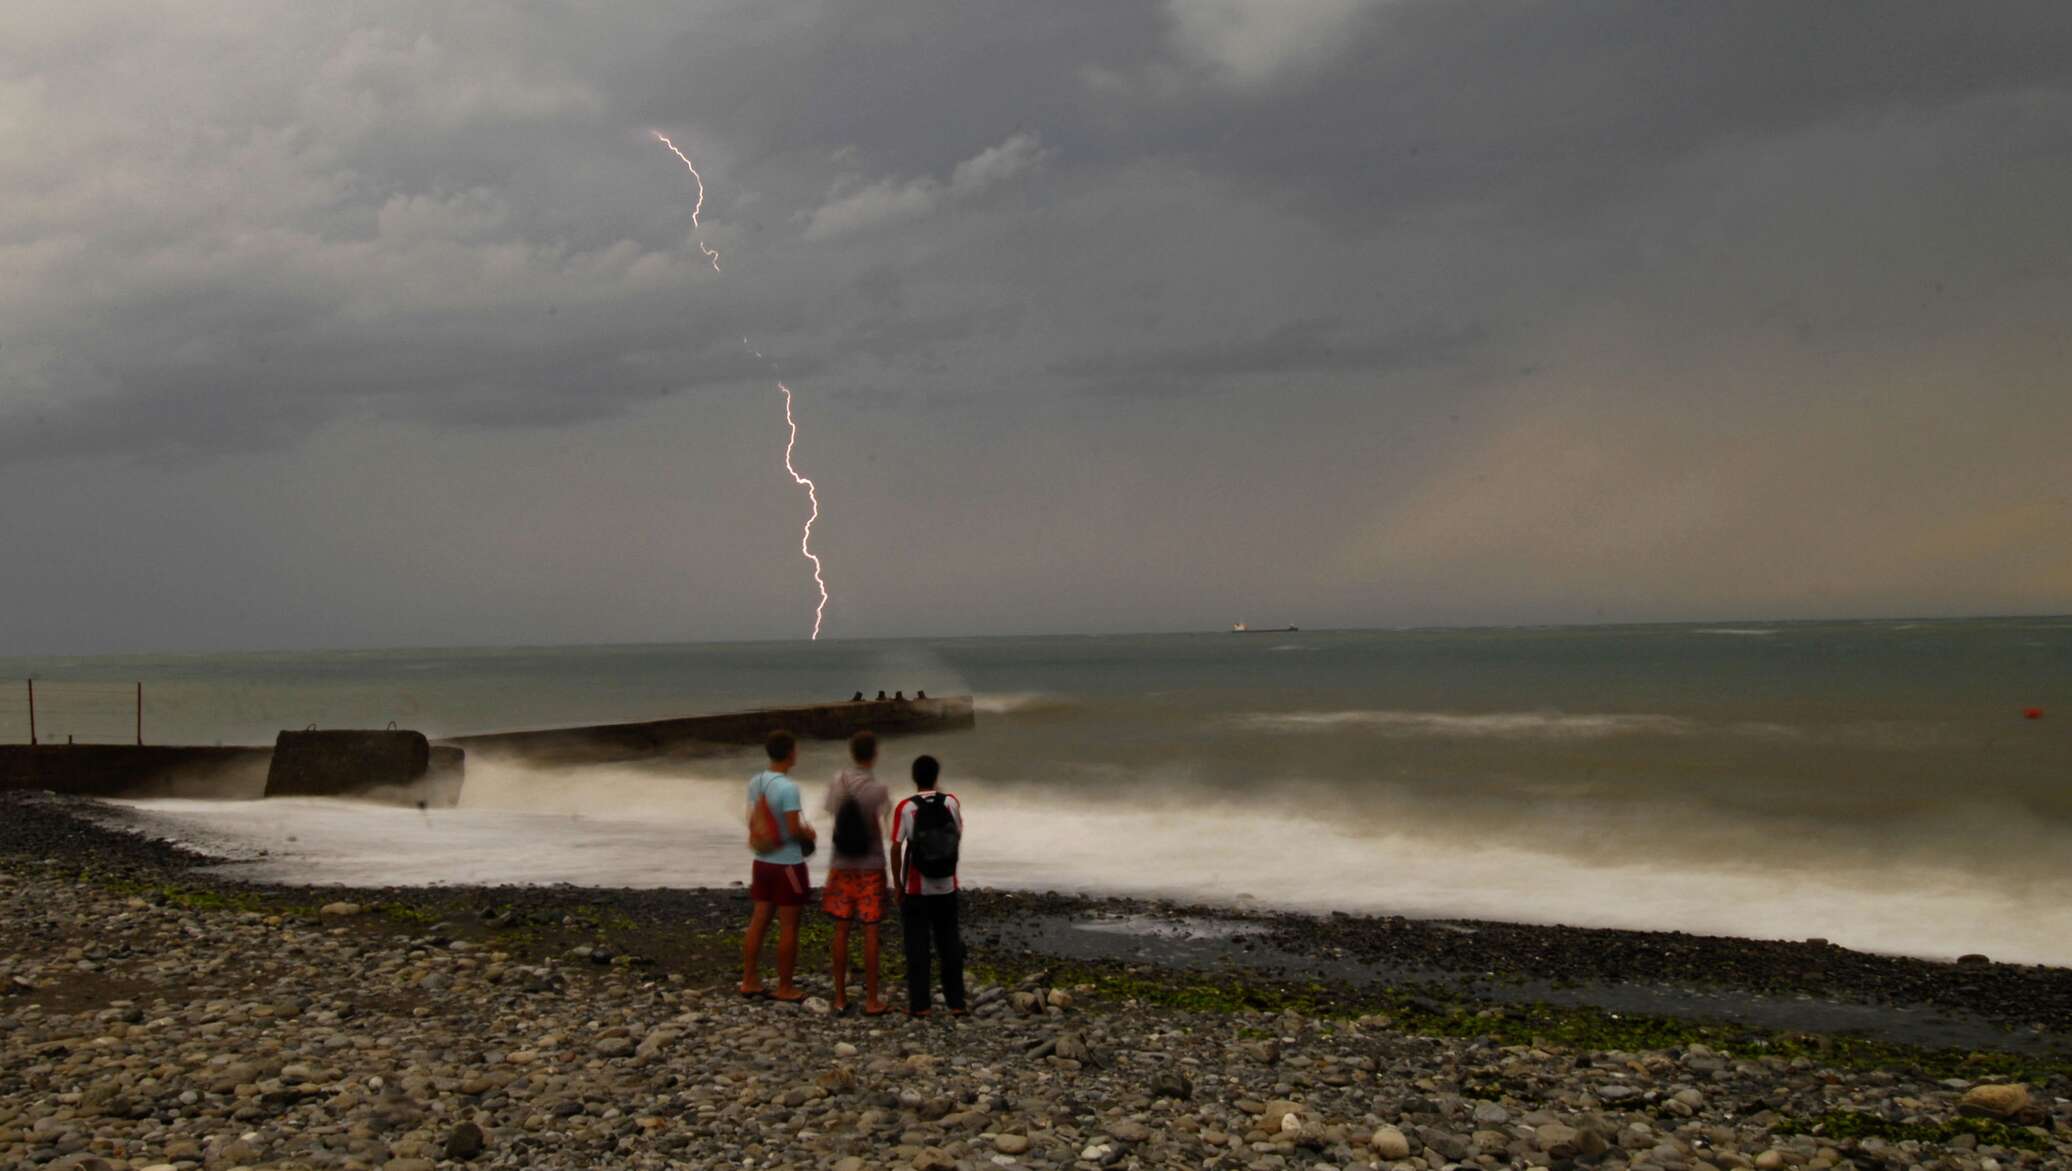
left=741, top=729, right=816, bottom=1001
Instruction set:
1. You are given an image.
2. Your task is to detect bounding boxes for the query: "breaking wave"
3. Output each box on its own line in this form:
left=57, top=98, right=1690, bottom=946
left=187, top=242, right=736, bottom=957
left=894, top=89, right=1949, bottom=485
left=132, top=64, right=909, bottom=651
left=111, top=764, right=2072, bottom=966
left=1233, top=709, right=1699, bottom=738
left=973, top=692, right=1084, bottom=717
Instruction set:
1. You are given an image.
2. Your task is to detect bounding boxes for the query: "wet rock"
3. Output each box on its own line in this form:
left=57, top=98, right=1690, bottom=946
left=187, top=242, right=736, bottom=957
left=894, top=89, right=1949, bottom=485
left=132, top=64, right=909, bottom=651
left=205, top=1139, right=264, bottom=1168
left=635, top=1026, right=681, bottom=1060
left=1150, top=1067, right=1193, bottom=1100
left=1259, top=1100, right=1308, bottom=1133
left=817, top=1064, right=858, bottom=1093
left=1371, top=1125, right=1411, bottom=1160
left=443, top=1121, right=484, bottom=1161
left=1958, top=1082, right=2035, bottom=1121
left=1536, top=1122, right=1582, bottom=1157
left=1109, top=1120, right=1152, bottom=1143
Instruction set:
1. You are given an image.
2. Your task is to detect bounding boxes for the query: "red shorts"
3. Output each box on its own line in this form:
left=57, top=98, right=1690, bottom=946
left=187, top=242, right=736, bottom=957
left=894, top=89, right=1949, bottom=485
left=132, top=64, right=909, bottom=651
left=749, top=860, right=811, bottom=907
left=821, top=868, right=887, bottom=924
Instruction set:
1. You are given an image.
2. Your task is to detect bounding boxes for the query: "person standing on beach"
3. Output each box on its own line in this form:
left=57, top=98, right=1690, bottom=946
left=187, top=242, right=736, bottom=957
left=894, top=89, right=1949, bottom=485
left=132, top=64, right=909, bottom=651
left=821, top=730, right=892, bottom=1016
left=742, top=730, right=815, bottom=1002
left=891, top=754, right=965, bottom=1017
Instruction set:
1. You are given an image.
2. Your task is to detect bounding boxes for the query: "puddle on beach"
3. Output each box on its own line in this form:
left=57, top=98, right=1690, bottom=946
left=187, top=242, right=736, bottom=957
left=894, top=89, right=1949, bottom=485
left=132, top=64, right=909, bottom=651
left=1067, top=913, right=1269, bottom=943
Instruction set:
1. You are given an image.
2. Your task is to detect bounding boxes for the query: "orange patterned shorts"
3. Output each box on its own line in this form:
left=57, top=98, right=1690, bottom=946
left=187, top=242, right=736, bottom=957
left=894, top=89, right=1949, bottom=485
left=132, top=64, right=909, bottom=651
left=821, top=868, right=888, bottom=924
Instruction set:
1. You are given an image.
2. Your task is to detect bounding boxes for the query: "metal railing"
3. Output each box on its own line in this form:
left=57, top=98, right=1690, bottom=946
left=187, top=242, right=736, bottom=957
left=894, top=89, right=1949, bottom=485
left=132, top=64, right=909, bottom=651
left=14, top=680, right=145, bottom=746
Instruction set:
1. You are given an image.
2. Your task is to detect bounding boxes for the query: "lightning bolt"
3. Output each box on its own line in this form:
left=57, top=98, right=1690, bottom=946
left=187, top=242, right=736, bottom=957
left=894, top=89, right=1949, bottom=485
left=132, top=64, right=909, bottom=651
left=779, top=381, right=830, bottom=640
left=652, top=131, right=721, bottom=272
left=654, top=134, right=834, bottom=640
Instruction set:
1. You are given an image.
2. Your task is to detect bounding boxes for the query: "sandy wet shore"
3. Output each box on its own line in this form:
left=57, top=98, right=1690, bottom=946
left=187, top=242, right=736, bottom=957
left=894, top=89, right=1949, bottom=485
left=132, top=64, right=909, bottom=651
left=3, top=792, right=2069, bottom=1170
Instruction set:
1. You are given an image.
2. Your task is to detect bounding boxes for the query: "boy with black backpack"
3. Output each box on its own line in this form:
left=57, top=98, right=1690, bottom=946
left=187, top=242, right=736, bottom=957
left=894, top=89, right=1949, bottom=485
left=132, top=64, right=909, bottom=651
left=821, top=730, right=891, bottom=1015
left=890, top=754, right=965, bottom=1017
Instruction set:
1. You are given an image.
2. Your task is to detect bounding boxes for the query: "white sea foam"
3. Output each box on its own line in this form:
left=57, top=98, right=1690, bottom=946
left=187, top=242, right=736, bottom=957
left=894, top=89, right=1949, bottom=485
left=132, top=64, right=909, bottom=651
left=1693, top=628, right=1780, bottom=636
left=1233, top=710, right=1699, bottom=738
left=972, top=692, right=1082, bottom=716
left=111, top=761, right=2072, bottom=966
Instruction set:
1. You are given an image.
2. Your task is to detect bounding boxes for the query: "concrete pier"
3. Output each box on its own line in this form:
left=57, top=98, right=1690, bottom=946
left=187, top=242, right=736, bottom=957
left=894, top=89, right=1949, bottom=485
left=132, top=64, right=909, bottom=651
left=442, top=695, right=976, bottom=766
left=0, top=745, right=272, bottom=799
left=0, top=696, right=974, bottom=801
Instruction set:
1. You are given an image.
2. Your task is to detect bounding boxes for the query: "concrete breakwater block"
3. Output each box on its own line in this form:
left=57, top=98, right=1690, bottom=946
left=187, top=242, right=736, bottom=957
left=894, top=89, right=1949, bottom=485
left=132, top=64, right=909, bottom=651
left=263, top=730, right=465, bottom=803
left=444, top=695, right=977, bottom=767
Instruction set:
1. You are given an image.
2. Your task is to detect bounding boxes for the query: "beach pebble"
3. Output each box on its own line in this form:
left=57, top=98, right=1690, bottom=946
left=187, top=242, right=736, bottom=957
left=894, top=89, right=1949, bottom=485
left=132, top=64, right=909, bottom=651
left=442, top=1121, right=484, bottom=1160
left=6, top=792, right=2072, bottom=1171
left=1959, top=1083, right=2034, bottom=1119
left=1149, top=1067, right=1193, bottom=1099
left=1371, top=1125, right=1411, bottom=1160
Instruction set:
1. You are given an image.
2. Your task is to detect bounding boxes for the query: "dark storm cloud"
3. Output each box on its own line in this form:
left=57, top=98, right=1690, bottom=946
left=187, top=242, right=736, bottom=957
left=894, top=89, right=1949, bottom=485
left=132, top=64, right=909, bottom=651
left=2, top=1, right=2069, bottom=652
left=1052, top=318, right=1481, bottom=388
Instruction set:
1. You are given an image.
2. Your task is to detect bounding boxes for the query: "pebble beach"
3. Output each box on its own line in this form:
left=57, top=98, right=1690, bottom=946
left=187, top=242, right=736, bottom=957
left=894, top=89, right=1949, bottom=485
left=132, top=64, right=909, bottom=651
left=4, top=793, right=2069, bottom=1171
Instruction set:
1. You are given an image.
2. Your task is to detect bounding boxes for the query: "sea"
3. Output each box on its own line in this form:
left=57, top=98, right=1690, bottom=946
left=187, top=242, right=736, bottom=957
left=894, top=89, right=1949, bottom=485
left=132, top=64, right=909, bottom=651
left=6, top=618, right=2068, bottom=964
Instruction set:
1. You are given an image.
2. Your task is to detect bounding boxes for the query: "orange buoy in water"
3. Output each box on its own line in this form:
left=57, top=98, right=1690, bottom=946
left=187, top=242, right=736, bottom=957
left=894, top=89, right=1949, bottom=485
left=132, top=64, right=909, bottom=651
left=2023, top=707, right=2044, bottom=720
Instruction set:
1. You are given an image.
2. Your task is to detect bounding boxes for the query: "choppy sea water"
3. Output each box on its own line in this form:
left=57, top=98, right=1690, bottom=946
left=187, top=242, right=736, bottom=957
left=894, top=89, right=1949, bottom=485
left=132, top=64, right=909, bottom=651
left=8, top=619, right=2069, bottom=963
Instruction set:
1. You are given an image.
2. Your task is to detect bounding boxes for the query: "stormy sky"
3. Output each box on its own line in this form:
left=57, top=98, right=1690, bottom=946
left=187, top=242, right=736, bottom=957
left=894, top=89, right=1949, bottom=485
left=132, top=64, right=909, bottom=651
left=4, top=2, right=2070, bottom=654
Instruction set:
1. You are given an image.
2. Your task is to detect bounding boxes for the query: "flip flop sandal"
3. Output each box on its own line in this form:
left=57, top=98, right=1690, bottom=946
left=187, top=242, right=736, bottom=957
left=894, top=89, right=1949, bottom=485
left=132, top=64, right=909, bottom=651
left=769, top=990, right=809, bottom=1004
left=737, top=988, right=771, bottom=1000
left=862, top=1005, right=893, bottom=1017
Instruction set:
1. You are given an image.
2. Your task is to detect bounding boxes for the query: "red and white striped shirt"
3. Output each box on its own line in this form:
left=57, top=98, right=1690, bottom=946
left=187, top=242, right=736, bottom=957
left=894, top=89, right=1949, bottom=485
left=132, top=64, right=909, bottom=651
left=891, top=791, right=963, bottom=896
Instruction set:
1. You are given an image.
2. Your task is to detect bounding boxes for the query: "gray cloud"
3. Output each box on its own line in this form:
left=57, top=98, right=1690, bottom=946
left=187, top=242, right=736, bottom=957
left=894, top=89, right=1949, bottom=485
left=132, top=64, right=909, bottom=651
left=1, top=0, right=2069, bottom=652
left=803, top=132, right=1046, bottom=241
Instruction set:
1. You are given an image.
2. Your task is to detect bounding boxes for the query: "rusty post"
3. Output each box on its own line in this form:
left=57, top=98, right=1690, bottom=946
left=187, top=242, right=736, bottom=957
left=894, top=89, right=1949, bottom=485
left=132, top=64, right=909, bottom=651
left=26, top=679, right=34, bottom=746
left=137, top=681, right=144, bottom=746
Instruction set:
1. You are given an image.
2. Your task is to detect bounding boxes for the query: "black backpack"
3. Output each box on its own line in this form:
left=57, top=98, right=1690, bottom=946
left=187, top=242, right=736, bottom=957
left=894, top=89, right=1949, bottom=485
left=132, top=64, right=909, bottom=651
left=908, top=793, right=961, bottom=880
left=832, top=790, right=873, bottom=857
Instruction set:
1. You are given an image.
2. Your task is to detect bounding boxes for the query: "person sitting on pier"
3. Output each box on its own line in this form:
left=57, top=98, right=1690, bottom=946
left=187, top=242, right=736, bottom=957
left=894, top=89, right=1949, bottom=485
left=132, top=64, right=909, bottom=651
left=876, top=691, right=887, bottom=701
left=894, top=691, right=906, bottom=701
left=851, top=691, right=864, bottom=702
left=741, top=730, right=816, bottom=1003
left=916, top=690, right=927, bottom=700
